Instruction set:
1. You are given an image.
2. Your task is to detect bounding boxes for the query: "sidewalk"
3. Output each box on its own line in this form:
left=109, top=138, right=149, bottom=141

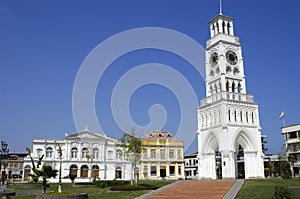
left=136, top=180, right=244, bottom=199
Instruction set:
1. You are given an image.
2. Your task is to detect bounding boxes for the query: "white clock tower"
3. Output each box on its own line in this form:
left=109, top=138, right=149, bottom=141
left=197, top=10, right=265, bottom=179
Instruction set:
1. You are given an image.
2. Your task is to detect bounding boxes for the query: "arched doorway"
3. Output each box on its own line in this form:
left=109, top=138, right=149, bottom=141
left=115, top=167, right=122, bottom=179
left=236, top=145, right=245, bottom=179
left=23, top=165, right=31, bottom=181
left=92, top=165, right=99, bottom=178
left=215, top=150, right=222, bottom=179
left=69, top=164, right=78, bottom=177
left=198, top=132, right=220, bottom=179
left=81, top=165, right=89, bottom=178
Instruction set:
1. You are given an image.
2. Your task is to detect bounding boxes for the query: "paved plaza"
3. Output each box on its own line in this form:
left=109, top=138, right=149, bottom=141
left=137, top=180, right=243, bottom=199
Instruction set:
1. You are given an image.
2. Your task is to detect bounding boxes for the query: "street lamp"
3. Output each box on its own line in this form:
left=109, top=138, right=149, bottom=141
left=0, top=140, right=9, bottom=189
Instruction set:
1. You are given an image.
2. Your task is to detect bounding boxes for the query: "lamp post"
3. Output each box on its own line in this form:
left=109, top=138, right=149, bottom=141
left=0, top=140, right=9, bottom=189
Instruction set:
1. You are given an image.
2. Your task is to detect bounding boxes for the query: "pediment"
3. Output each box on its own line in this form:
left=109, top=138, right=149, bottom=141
left=66, top=131, right=116, bottom=142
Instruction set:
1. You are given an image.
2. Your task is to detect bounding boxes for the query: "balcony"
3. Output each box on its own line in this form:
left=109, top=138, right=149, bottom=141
left=200, top=92, right=254, bottom=106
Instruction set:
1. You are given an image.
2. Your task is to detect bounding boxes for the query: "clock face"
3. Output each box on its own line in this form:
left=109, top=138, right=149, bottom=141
left=209, top=52, right=218, bottom=67
left=226, top=50, right=238, bottom=65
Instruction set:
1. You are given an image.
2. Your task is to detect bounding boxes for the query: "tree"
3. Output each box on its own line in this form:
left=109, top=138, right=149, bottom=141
left=117, top=131, right=142, bottom=186
left=278, top=154, right=292, bottom=179
left=288, top=154, right=296, bottom=178
left=26, top=147, right=58, bottom=193
left=268, top=157, right=275, bottom=178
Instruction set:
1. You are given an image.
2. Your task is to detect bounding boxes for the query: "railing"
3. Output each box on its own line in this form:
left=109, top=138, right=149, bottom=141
left=200, top=92, right=254, bottom=106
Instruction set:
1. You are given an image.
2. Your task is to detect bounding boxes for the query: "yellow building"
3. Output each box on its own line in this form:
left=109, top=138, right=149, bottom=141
left=140, top=131, right=185, bottom=180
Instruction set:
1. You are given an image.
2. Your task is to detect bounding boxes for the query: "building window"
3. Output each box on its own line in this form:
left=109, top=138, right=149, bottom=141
left=107, top=150, right=113, bottom=160
left=160, top=149, right=165, bottom=159
left=170, top=166, right=175, bottom=176
left=289, top=132, right=297, bottom=139
left=151, top=149, right=156, bottom=159
left=71, top=147, right=78, bottom=158
left=169, top=149, right=174, bottom=159
left=178, top=166, right=181, bottom=175
left=82, top=148, right=89, bottom=158
left=37, top=148, right=42, bottom=158
left=46, top=147, right=53, bottom=158
left=116, top=149, right=122, bottom=160
left=93, top=148, right=99, bottom=159
left=151, top=166, right=157, bottom=176
left=143, top=149, right=148, bottom=159
left=177, top=149, right=181, bottom=159
left=143, top=166, right=148, bottom=177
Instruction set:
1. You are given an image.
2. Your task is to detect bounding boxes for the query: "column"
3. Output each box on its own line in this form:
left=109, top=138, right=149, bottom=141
left=229, top=21, right=234, bottom=35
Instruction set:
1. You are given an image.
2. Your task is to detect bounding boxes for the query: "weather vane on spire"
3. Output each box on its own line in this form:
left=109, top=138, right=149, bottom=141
left=219, top=0, right=223, bottom=15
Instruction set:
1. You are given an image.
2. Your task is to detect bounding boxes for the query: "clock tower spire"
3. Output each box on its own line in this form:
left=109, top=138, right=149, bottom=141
left=197, top=9, right=265, bottom=179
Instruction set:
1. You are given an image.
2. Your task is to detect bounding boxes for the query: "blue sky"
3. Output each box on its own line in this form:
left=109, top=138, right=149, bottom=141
left=1, top=0, right=299, bottom=154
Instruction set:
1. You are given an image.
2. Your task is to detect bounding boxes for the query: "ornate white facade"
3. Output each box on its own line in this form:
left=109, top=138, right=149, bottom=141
left=23, top=130, right=132, bottom=182
left=197, top=12, right=265, bottom=179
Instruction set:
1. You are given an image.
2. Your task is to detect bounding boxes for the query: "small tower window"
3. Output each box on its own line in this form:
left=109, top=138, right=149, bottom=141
left=222, top=21, right=226, bottom=34
left=232, top=82, right=235, bottom=93
left=252, top=112, right=255, bottom=123
left=238, top=83, right=241, bottom=93
left=227, top=22, right=231, bottom=35
left=234, top=111, right=237, bottom=122
left=228, top=110, right=231, bottom=122
left=226, top=81, right=230, bottom=92
left=246, top=112, right=249, bottom=123
left=240, top=111, right=243, bottom=122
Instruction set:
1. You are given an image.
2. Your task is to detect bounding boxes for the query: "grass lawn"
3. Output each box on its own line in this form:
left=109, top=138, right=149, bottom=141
left=10, top=180, right=172, bottom=199
left=236, top=178, right=300, bottom=199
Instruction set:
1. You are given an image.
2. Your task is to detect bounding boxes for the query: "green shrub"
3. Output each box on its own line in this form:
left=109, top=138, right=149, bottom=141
left=95, top=180, right=130, bottom=188
left=272, top=186, right=297, bottom=199
left=110, top=184, right=159, bottom=191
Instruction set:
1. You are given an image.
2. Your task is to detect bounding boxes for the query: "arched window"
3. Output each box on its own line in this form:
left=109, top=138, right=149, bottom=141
left=37, top=148, right=42, bottom=158
left=46, top=147, right=53, bottom=158
left=93, top=148, right=99, bottom=159
left=226, top=81, right=230, bottom=92
left=252, top=112, right=255, bottom=123
left=232, top=82, right=235, bottom=93
left=238, top=83, right=241, bottom=93
left=222, top=21, right=226, bottom=33
left=228, top=110, right=231, bottom=122
left=227, top=22, right=231, bottom=34
left=234, top=111, right=237, bottom=122
left=71, top=147, right=78, bottom=158
left=240, top=111, right=243, bottom=122
left=214, top=84, right=218, bottom=95
left=82, top=148, right=89, bottom=158
left=246, top=112, right=249, bottom=123
left=216, top=22, right=219, bottom=33
left=80, top=165, right=89, bottom=178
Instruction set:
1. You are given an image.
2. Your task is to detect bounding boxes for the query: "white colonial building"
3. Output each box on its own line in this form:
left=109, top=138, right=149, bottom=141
left=197, top=10, right=265, bottom=179
left=23, top=129, right=132, bottom=182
